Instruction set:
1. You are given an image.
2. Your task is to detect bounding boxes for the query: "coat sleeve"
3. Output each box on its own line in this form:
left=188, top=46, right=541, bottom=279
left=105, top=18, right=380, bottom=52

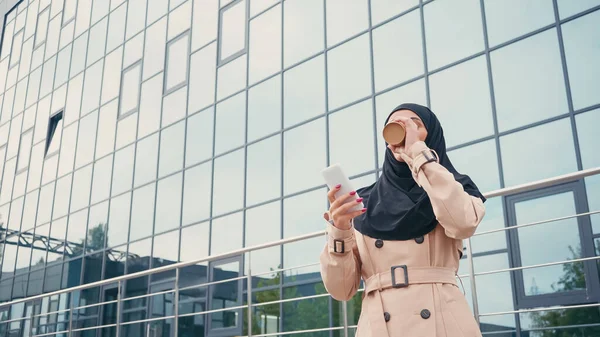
left=405, top=141, right=486, bottom=240
left=319, top=221, right=362, bottom=301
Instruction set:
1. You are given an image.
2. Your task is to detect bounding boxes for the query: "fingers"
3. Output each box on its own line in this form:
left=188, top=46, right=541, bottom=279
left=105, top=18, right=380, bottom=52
left=323, top=212, right=330, bottom=222
left=331, top=191, right=356, bottom=210
left=335, top=208, right=367, bottom=227
left=327, top=184, right=341, bottom=204
left=391, top=116, right=418, bottom=130
left=336, top=197, right=364, bottom=215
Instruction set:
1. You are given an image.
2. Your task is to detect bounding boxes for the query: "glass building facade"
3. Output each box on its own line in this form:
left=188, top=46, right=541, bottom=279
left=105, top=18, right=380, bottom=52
left=0, top=0, right=599, bottom=336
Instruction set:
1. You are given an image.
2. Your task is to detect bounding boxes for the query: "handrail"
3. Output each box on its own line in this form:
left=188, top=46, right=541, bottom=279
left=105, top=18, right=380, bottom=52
left=1, top=166, right=599, bottom=326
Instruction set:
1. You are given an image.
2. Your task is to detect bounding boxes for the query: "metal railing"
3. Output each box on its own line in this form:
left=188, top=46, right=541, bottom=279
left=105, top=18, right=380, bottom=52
left=0, top=166, right=599, bottom=336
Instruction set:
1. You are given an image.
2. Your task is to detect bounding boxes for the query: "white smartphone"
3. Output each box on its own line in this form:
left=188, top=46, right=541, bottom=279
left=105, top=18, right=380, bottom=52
left=321, top=164, right=365, bottom=212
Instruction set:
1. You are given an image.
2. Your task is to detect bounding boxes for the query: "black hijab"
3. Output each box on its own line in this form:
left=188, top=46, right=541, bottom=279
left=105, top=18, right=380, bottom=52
left=353, top=103, right=486, bottom=241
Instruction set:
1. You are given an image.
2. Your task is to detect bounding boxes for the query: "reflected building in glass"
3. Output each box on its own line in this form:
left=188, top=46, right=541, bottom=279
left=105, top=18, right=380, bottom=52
left=1, top=0, right=600, bottom=336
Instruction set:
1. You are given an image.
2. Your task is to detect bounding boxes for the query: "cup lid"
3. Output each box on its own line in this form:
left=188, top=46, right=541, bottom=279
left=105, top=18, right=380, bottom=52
left=383, top=122, right=406, bottom=145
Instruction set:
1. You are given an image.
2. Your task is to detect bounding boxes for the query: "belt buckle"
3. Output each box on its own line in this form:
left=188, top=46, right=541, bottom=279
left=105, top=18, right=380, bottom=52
left=391, top=265, right=408, bottom=288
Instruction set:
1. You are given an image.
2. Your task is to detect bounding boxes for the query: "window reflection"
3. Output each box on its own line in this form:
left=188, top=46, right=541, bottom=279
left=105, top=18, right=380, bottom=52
left=284, top=55, right=325, bottom=127
left=500, top=118, right=577, bottom=187
left=159, top=120, right=185, bottom=177
left=561, top=10, right=600, bottom=110
left=577, top=110, right=600, bottom=233
left=473, top=254, right=516, bottom=329
left=246, top=135, right=281, bottom=205
left=134, top=134, right=158, bottom=187
left=52, top=174, right=72, bottom=220
left=284, top=0, right=323, bottom=67
left=107, top=192, right=131, bottom=249
left=281, top=283, right=329, bottom=332
left=95, top=100, right=118, bottom=159
left=249, top=4, right=281, bottom=84
left=372, top=10, right=423, bottom=92
left=186, top=107, right=214, bottom=166
left=215, top=92, right=246, bottom=155
left=491, top=29, right=567, bottom=132
left=213, top=149, right=245, bottom=216
left=188, top=43, right=217, bottom=113
left=21, top=190, right=39, bottom=231
left=87, top=201, right=109, bottom=252
left=155, top=173, right=183, bottom=234
left=152, top=230, right=179, bottom=267
left=471, top=198, right=506, bottom=254
left=448, top=140, right=500, bottom=193
left=218, top=54, right=247, bottom=100
left=7, top=197, right=23, bottom=232
left=138, top=73, right=163, bottom=138
left=245, top=201, right=281, bottom=276
left=210, top=212, right=243, bottom=256
left=127, top=238, right=151, bottom=274
left=67, top=209, right=88, bottom=258
left=424, top=0, right=484, bottom=70
left=283, top=119, right=326, bottom=195
left=284, top=189, right=325, bottom=238
left=248, top=75, right=281, bottom=141
left=430, top=56, right=494, bottom=147
left=130, top=184, right=156, bottom=242
left=31, top=224, right=50, bottom=270
left=329, top=100, right=375, bottom=177
left=111, top=145, right=134, bottom=196
left=91, top=154, right=113, bottom=204
left=37, top=182, right=55, bottom=226
left=180, top=221, right=210, bottom=262
left=327, top=34, right=372, bottom=110
left=183, top=162, right=212, bottom=225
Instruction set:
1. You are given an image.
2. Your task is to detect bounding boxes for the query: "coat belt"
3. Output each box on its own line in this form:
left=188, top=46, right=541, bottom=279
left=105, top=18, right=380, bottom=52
left=363, top=266, right=457, bottom=336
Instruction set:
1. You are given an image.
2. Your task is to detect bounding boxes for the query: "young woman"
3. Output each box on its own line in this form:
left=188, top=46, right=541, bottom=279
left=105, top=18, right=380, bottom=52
left=320, top=103, right=486, bottom=336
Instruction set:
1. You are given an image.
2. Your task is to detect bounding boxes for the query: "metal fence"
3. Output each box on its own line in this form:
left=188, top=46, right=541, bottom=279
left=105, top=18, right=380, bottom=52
left=1, top=166, right=600, bottom=336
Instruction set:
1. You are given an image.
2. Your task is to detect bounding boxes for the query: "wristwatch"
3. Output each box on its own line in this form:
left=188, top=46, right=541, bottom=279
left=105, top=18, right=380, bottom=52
left=421, top=149, right=438, bottom=163
left=412, top=149, right=439, bottom=176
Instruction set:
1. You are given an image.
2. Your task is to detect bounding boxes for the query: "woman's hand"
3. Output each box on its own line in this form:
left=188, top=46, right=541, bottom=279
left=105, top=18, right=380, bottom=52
left=386, top=116, right=420, bottom=161
left=324, top=185, right=367, bottom=230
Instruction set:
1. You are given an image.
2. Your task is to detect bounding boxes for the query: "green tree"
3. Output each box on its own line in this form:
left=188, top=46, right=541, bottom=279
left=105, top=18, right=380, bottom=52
left=529, top=245, right=600, bottom=336
left=84, top=223, right=106, bottom=252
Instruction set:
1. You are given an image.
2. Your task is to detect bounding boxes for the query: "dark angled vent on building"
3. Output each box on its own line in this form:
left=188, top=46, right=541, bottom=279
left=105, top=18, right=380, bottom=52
left=45, top=111, right=64, bottom=156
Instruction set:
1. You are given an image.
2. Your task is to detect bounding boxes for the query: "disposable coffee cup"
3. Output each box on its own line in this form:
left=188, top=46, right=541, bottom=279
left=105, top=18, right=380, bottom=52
left=383, top=121, right=406, bottom=146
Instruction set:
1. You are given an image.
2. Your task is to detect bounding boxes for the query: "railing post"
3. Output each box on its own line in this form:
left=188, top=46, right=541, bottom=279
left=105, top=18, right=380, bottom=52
left=116, top=280, right=122, bottom=337
left=342, top=300, right=349, bottom=337
left=465, top=238, right=480, bottom=324
left=68, top=292, right=74, bottom=337
left=174, top=267, right=179, bottom=337
left=247, top=252, right=253, bottom=337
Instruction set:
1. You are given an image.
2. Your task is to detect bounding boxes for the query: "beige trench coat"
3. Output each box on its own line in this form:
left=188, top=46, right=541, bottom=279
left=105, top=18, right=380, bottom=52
left=320, top=141, right=486, bottom=337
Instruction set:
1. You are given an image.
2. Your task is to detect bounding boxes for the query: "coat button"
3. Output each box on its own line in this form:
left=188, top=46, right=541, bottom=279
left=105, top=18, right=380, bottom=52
left=414, top=236, right=424, bottom=244
left=384, top=312, right=391, bottom=322
left=375, top=239, right=384, bottom=248
left=420, top=309, right=431, bottom=319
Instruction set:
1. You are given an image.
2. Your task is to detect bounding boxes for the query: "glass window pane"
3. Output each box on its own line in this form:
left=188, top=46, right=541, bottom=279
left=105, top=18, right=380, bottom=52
left=212, top=149, right=245, bottom=216
left=161, top=85, right=187, bottom=127
left=370, top=0, right=418, bottom=25
left=558, top=0, right=600, bottom=18
left=134, top=134, right=159, bottom=187
left=116, top=109, right=138, bottom=149
left=138, top=73, right=163, bottom=138
left=91, top=154, right=113, bottom=204
left=152, top=230, right=179, bottom=266
left=429, top=56, right=494, bottom=147
left=130, top=184, right=156, bottom=241
left=424, top=0, right=484, bottom=70
left=188, top=42, right=217, bottom=113
left=192, top=0, right=218, bottom=50
left=102, top=46, right=123, bottom=105
left=91, top=0, right=109, bottom=25
left=283, top=232, right=322, bottom=273
left=180, top=221, right=209, bottom=261
left=86, top=17, right=108, bottom=66
left=75, top=110, right=98, bottom=169
left=327, top=34, right=371, bottom=110
left=245, top=201, right=281, bottom=275
left=248, top=76, right=280, bottom=142
left=329, top=100, right=376, bottom=176
left=155, top=173, right=183, bottom=234
left=53, top=174, right=73, bottom=220
left=182, top=162, right=212, bottom=226
left=67, top=209, right=88, bottom=257
left=283, top=0, right=324, bottom=67
left=215, top=92, right=245, bottom=155
left=37, top=182, right=55, bottom=226
left=27, top=143, right=45, bottom=192
left=562, top=10, right=600, bottom=110
left=246, top=135, right=281, bottom=206
left=576, top=109, right=600, bottom=170
left=372, top=10, right=423, bottom=92
left=119, top=62, right=142, bottom=116
left=35, top=8, right=50, bottom=46
left=168, top=1, right=192, bottom=41
left=54, top=44, right=72, bottom=89
left=126, top=0, right=147, bottom=40
left=283, top=118, right=326, bottom=195
left=111, top=145, right=135, bottom=196
left=185, top=107, right=214, bottom=166
left=283, top=55, right=325, bottom=127
left=64, top=74, right=83, bottom=125
left=210, top=212, right=243, bottom=255
left=491, top=29, right=567, bottom=132
left=95, top=100, right=118, bottom=159
left=40, top=56, right=57, bottom=99
left=448, top=140, right=500, bottom=194
left=472, top=254, right=516, bottom=328
left=217, top=54, right=246, bottom=101
left=106, top=3, right=126, bottom=52
left=500, top=118, right=577, bottom=186
left=159, top=120, right=185, bottom=177
left=249, top=4, right=281, bottom=84
left=471, top=198, right=506, bottom=254
left=326, top=0, right=368, bottom=47
left=143, top=18, right=167, bottom=80
left=484, top=0, right=554, bottom=47
left=70, top=165, right=93, bottom=213
left=147, top=0, right=168, bottom=25
left=87, top=201, right=109, bottom=251
left=220, top=0, right=246, bottom=60
left=21, top=190, right=39, bottom=231
left=17, top=130, right=33, bottom=171
left=165, top=32, right=190, bottom=93
left=74, top=0, right=92, bottom=37
left=70, top=32, right=88, bottom=78
left=124, top=30, right=144, bottom=70
left=107, top=192, right=131, bottom=248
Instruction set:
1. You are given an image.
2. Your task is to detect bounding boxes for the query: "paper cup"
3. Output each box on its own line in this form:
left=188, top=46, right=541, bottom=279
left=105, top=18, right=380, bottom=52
left=383, top=121, right=406, bottom=146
